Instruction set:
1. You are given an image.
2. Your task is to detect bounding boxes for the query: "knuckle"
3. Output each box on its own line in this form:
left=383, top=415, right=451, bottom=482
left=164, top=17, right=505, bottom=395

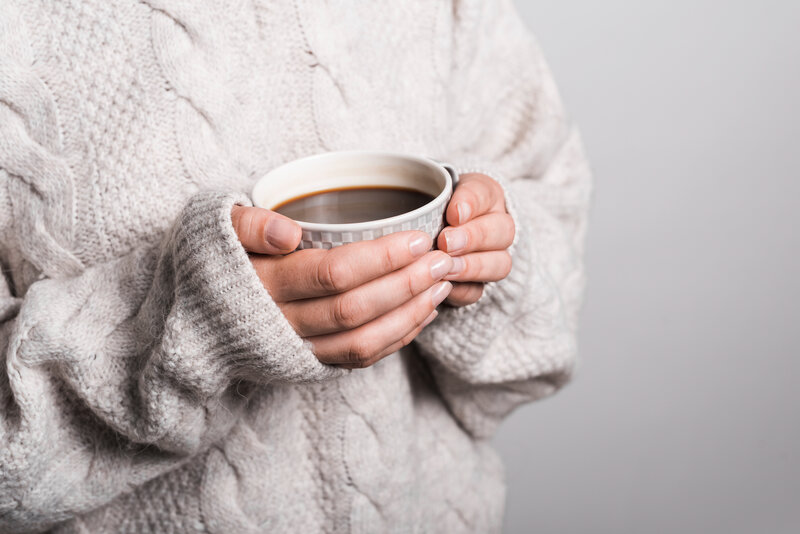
left=462, top=173, right=486, bottom=186
left=472, top=256, right=487, bottom=279
left=317, top=257, right=350, bottom=292
left=405, top=270, right=418, bottom=299
left=346, top=339, right=375, bottom=366
left=381, top=243, right=397, bottom=273
left=332, top=294, right=366, bottom=330
left=462, top=186, right=480, bottom=208
left=475, top=175, right=492, bottom=191
left=455, top=255, right=471, bottom=279
left=474, top=219, right=490, bottom=246
left=232, top=207, right=253, bottom=238
left=481, top=176, right=501, bottom=201
left=465, top=178, right=487, bottom=198
left=464, top=255, right=480, bottom=278
left=452, top=183, right=472, bottom=203
left=246, top=209, right=264, bottom=240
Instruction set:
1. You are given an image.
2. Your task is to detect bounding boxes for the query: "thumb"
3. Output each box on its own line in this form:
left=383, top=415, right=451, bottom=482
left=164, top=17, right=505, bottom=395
left=230, top=205, right=302, bottom=255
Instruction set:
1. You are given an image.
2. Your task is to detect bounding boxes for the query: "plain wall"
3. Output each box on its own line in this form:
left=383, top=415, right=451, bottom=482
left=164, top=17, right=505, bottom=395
left=496, top=1, right=800, bottom=533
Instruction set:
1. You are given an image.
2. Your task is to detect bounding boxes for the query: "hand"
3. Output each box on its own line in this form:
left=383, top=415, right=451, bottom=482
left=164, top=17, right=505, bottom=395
left=231, top=206, right=453, bottom=368
left=438, top=173, right=515, bottom=307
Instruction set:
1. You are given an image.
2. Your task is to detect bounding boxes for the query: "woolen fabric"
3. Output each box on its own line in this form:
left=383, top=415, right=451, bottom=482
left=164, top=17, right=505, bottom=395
left=0, top=0, right=591, bottom=532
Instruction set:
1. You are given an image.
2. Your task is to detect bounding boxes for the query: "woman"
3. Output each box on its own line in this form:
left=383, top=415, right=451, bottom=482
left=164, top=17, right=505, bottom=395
left=0, top=0, right=590, bottom=532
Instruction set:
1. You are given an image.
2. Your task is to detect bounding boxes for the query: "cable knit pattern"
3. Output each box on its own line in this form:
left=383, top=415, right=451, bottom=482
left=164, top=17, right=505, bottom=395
left=0, top=3, right=82, bottom=280
left=0, top=0, right=591, bottom=532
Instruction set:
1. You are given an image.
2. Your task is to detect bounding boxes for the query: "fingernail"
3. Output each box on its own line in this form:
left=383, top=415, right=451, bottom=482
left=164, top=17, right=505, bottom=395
left=430, top=281, right=452, bottom=307
left=420, top=310, right=438, bottom=329
left=457, top=202, right=472, bottom=224
left=266, top=217, right=299, bottom=250
left=429, top=255, right=453, bottom=280
left=448, top=256, right=465, bottom=276
left=409, top=234, right=432, bottom=257
left=444, top=228, right=467, bottom=253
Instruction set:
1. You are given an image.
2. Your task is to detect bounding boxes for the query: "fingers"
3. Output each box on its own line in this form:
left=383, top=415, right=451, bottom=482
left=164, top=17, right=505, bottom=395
left=281, top=251, right=452, bottom=336
left=308, top=281, right=453, bottom=367
left=445, top=282, right=484, bottom=307
left=445, top=173, right=505, bottom=226
left=437, top=212, right=515, bottom=256
left=437, top=174, right=514, bottom=296
left=339, top=310, right=439, bottom=370
left=252, top=231, right=432, bottom=301
left=444, top=250, right=512, bottom=283
left=231, top=205, right=301, bottom=255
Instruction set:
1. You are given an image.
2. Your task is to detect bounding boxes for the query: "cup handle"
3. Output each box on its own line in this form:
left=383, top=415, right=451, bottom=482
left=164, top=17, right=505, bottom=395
left=431, top=160, right=459, bottom=187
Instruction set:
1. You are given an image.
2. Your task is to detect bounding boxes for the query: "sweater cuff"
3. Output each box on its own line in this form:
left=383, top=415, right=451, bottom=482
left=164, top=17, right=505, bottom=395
left=169, top=191, right=345, bottom=390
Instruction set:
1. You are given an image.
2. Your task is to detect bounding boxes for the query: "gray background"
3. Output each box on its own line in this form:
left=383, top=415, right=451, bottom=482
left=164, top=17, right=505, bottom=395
left=496, top=1, right=800, bottom=533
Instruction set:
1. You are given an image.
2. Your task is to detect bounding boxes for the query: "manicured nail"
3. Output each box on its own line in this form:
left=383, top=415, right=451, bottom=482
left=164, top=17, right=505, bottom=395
left=429, top=256, right=453, bottom=280
left=430, top=281, right=452, bottom=307
left=409, top=234, right=432, bottom=257
left=448, top=256, right=465, bottom=276
left=457, top=202, right=472, bottom=224
left=420, top=310, right=438, bottom=329
left=444, top=228, right=467, bottom=253
left=266, top=217, right=299, bottom=250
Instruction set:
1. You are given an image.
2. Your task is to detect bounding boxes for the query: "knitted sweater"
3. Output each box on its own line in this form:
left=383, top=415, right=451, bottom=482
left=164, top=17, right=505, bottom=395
left=0, top=0, right=591, bottom=532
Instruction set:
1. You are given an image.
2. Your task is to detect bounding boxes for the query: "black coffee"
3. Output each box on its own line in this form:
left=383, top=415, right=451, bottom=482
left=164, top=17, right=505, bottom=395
left=274, top=186, right=435, bottom=224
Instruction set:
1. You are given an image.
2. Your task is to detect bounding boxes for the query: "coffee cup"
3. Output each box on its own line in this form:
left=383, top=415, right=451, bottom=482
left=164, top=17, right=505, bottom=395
left=251, top=151, right=457, bottom=250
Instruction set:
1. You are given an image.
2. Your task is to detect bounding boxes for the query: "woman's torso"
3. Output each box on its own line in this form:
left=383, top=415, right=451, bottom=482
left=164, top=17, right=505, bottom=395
left=3, top=1, right=505, bottom=531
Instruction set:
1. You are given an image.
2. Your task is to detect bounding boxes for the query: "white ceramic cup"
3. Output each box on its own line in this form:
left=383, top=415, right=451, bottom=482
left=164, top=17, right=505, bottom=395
left=251, top=151, right=457, bottom=250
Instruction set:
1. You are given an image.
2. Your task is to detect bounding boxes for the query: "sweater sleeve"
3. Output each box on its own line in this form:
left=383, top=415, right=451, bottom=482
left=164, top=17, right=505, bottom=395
left=414, top=0, right=592, bottom=438
left=0, top=189, right=343, bottom=532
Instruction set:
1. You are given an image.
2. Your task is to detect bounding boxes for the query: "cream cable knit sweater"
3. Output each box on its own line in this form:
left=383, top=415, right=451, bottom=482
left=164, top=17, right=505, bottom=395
left=0, top=0, right=591, bottom=532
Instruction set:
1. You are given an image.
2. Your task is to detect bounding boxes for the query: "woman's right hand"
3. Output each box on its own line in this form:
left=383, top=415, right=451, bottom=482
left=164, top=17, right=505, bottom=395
left=231, top=205, right=453, bottom=369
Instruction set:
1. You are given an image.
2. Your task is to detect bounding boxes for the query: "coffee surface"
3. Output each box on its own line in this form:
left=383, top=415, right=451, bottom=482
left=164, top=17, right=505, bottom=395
left=274, top=186, right=435, bottom=224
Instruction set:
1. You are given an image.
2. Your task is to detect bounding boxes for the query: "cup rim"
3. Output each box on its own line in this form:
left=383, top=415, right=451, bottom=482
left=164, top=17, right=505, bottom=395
left=251, top=150, right=452, bottom=233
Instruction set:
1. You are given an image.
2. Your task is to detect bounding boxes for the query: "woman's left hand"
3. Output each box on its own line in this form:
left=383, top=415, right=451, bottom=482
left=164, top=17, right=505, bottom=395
left=438, top=173, right=515, bottom=307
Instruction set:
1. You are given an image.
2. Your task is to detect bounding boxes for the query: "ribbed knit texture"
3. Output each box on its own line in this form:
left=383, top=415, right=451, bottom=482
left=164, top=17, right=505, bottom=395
left=0, top=0, right=591, bottom=532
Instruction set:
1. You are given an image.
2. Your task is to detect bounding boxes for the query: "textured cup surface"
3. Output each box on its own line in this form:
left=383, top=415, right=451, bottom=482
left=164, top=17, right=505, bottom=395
left=252, top=151, right=455, bottom=249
